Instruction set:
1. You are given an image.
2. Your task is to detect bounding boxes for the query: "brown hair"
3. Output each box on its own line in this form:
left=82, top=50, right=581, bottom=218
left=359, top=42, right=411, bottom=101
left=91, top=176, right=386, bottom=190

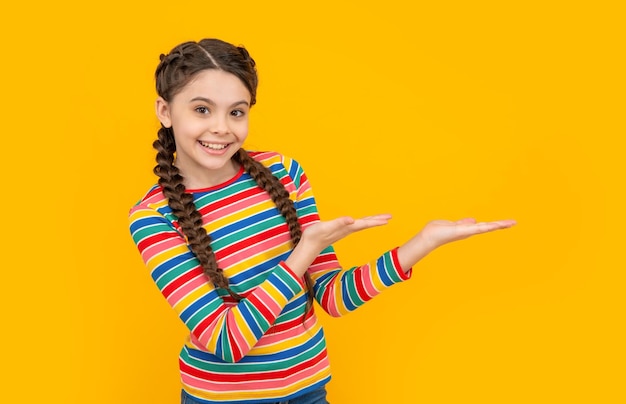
left=153, top=38, right=315, bottom=314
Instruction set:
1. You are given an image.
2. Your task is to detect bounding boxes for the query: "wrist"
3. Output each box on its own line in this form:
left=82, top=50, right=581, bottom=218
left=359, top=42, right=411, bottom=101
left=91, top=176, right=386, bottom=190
left=397, top=231, right=437, bottom=271
left=285, top=239, right=321, bottom=277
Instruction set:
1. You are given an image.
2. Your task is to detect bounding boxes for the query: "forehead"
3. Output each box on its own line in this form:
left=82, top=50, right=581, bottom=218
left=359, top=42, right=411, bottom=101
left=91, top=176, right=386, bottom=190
left=178, top=69, right=251, bottom=102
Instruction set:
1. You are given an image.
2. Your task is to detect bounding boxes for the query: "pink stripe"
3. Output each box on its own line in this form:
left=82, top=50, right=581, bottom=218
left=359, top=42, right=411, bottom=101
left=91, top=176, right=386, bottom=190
left=142, top=237, right=183, bottom=263
left=223, top=311, right=249, bottom=359
left=181, top=354, right=329, bottom=392
left=318, top=274, right=340, bottom=316
left=167, top=274, right=207, bottom=306
left=255, top=287, right=284, bottom=317
left=360, top=263, right=381, bottom=297
left=207, top=192, right=269, bottom=218
left=255, top=314, right=318, bottom=347
left=219, top=232, right=291, bottom=268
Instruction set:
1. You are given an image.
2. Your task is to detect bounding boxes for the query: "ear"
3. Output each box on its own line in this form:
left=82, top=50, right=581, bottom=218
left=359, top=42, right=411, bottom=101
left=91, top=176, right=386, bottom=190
left=155, top=97, right=172, bottom=128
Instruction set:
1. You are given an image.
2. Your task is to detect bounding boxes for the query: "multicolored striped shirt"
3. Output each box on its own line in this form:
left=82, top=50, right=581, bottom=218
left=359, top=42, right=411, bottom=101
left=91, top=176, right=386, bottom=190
left=128, top=152, right=412, bottom=403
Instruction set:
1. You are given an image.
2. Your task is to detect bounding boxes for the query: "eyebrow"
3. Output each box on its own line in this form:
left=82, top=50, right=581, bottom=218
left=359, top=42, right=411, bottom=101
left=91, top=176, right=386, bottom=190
left=189, top=97, right=249, bottom=108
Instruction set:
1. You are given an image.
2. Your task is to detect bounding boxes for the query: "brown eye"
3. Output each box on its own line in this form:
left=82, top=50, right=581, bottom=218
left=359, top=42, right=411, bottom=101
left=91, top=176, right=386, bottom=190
left=195, top=106, right=209, bottom=114
left=231, top=110, right=245, bottom=117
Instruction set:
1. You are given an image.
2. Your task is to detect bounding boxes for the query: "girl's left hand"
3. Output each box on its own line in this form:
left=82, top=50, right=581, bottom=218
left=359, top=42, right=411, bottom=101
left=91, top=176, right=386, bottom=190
left=396, top=218, right=517, bottom=272
left=420, top=218, right=517, bottom=251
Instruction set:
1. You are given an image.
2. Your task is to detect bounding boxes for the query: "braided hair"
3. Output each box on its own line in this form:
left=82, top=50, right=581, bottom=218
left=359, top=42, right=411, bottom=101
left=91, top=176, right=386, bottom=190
left=153, top=39, right=315, bottom=314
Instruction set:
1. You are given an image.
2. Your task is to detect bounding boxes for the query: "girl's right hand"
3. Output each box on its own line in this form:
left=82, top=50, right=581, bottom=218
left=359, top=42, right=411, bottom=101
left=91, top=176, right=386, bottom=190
left=302, top=214, right=392, bottom=252
left=286, top=214, right=392, bottom=277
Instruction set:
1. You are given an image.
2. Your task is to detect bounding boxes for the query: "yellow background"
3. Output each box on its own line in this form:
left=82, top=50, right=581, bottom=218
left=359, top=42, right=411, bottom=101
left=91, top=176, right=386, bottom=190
left=2, top=1, right=624, bottom=403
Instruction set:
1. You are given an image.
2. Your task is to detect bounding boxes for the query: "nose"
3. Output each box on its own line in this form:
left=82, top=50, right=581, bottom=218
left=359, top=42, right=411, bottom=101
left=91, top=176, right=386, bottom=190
left=210, top=114, right=229, bottom=135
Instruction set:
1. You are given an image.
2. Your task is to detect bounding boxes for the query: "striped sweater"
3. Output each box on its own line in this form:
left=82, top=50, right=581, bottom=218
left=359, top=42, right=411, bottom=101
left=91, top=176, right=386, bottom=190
left=128, top=151, right=412, bottom=403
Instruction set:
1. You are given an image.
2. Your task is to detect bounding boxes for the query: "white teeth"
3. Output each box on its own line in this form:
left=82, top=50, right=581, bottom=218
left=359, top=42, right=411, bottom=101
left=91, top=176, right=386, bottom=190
left=199, top=141, right=227, bottom=150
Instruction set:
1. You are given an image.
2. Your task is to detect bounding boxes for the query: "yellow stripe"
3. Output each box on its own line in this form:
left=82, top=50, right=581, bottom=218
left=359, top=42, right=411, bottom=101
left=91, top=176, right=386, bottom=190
left=367, top=257, right=389, bottom=292
left=249, top=321, right=322, bottom=355
left=204, top=315, right=225, bottom=352
left=182, top=367, right=331, bottom=401
left=232, top=307, right=256, bottom=347
left=145, top=242, right=189, bottom=270
left=224, top=242, right=293, bottom=280
left=206, top=198, right=278, bottom=233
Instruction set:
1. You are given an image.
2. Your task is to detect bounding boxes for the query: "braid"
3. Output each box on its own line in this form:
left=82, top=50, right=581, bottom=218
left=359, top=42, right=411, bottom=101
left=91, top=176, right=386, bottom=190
left=153, top=127, right=242, bottom=301
left=152, top=39, right=311, bottom=314
left=234, top=149, right=316, bottom=314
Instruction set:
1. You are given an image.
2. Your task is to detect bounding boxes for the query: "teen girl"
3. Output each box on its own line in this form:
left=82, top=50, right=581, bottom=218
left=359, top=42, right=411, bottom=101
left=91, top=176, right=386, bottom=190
left=128, top=38, right=516, bottom=404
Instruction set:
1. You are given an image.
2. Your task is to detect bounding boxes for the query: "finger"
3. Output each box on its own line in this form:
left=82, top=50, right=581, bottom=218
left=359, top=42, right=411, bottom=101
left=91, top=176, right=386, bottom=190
left=360, top=214, right=393, bottom=221
left=334, top=216, right=355, bottom=226
left=470, top=220, right=516, bottom=234
left=350, top=217, right=391, bottom=231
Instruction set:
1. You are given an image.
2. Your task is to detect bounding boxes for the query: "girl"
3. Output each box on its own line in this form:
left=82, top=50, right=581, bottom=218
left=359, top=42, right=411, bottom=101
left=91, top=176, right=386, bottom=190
left=128, top=38, right=516, bottom=404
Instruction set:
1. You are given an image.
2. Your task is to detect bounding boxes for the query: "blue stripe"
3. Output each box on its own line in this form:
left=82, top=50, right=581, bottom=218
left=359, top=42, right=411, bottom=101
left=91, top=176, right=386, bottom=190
left=296, top=196, right=316, bottom=209
left=269, top=271, right=298, bottom=299
left=377, top=255, right=394, bottom=286
left=210, top=208, right=279, bottom=240
left=340, top=274, right=358, bottom=311
left=129, top=215, right=169, bottom=234
left=180, top=293, right=216, bottom=323
left=288, top=160, right=300, bottom=183
left=151, top=252, right=195, bottom=281
left=228, top=252, right=287, bottom=284
left=187, top=327, right=325, bottom=364
left=239, top=302, right=264, bottom=339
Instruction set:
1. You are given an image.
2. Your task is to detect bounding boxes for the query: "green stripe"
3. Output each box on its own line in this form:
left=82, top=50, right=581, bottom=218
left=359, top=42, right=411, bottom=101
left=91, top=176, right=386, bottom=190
left=383, top=251, right=402, bottom=283
left=243, top=299, right=271, bottom=330
left=185, top=299, right=223, bottom=330
left=344, top=269, right=364, bottom=307
left=155, top=259, right=197, bottom=289
left=132, top=223, right=172, bottom=244
left=195, top=177, right=258, bottom=204
left=275, top=304, right=306, bottom=323
left=211, top=215, right=287, bottom=250
left=181, top=330, right=326, bottom=373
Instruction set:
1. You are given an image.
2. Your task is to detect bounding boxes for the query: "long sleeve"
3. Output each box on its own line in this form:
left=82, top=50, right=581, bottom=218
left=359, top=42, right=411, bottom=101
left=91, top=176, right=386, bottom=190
left=129, top=152, right=412, bottom=402
left=282, top=156, right=413, bottom=318
left=129, top=197, right=304, bottom=363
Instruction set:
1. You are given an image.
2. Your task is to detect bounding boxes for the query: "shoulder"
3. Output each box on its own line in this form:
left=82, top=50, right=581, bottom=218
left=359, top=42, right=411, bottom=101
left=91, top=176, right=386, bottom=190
left=247, top=150, right=305, bottom=180
left=128, top=184, right=168, bottom=217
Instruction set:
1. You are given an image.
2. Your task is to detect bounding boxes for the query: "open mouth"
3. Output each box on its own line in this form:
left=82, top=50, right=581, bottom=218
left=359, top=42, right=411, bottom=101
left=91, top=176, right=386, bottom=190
left=198, top=141, right=229, bottom=150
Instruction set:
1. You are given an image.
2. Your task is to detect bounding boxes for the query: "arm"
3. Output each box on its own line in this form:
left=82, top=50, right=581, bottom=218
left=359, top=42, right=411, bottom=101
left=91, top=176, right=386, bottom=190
left=396, top=218, right=517, bottom=270
left=129, top=206, right=304, bottom=363
left=280, top=159, right=516, bottom=317
left=280, top=159, right=409, bottom=317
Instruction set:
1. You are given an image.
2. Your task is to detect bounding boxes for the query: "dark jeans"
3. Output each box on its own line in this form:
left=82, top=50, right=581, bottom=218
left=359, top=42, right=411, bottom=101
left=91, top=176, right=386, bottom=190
left=181, top=387, right=329, bottom=404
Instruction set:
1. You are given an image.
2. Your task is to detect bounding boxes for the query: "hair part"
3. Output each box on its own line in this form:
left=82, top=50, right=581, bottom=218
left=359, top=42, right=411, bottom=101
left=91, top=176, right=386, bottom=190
left=153, top=39, right=315, bottom=316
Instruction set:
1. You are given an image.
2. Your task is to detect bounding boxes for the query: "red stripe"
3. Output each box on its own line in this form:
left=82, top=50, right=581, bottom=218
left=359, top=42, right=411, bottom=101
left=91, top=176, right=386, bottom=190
left=198, top=187, right=263, bottom=216
left=226, top=320, right=243, bottom=361
left=299, top=214, right=318, bottom=227
left=137, top=231, right=176, bottom=252
left=192, top=306, right=227, bottom=341
left=353, top=267, right=373, bottom=303
left=299, top=172, right=308, bottom=185
left=246, top=293, right=274, bottom=324
left=145, top=186, right=162, bottom=200
left=216, top=224, right=289, bottom=259
left=310, top=252, right=339, bottom=269
left=161, top=268, right=203, bottom=298
left=269, top=308, right=314, bottom=333
left=180, top=349, right=326, bottom=382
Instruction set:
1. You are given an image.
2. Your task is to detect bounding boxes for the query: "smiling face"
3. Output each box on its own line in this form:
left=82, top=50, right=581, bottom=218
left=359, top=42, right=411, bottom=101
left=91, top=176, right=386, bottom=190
left=156, top=69, right=252, bottom=189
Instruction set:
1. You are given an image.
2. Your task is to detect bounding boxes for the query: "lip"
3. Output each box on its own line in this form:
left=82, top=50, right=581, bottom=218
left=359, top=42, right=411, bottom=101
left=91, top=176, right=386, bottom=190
left=197, top=140, right=231, bottom=155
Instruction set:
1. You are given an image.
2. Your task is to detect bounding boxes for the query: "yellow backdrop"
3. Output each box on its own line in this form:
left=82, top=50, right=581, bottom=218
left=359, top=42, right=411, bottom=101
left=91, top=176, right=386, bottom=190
left=2, top=1, right=624, bottom=403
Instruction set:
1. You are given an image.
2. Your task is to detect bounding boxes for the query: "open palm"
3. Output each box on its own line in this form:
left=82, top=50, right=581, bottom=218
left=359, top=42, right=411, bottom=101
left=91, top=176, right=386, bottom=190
left=420, top=218, right=517, bottom=250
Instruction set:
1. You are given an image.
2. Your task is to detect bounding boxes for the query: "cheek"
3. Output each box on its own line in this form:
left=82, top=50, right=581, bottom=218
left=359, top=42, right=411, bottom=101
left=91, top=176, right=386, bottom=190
left=172, top=119, right=203, bottom=136
left=234, top=120, right=250, bottom=138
